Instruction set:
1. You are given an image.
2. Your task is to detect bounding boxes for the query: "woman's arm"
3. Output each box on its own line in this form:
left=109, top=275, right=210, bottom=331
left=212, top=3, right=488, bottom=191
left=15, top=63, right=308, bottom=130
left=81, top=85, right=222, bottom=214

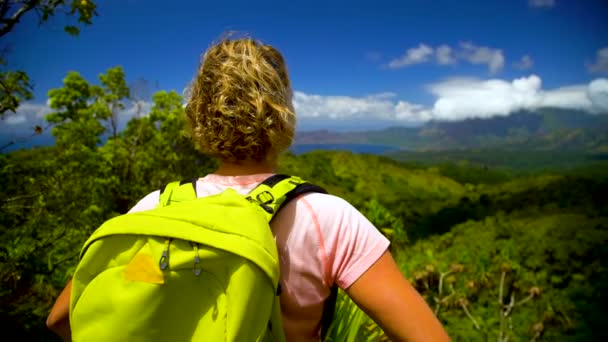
left=46, top=279, right=72, bottom=342
left=345, top=251, right=451, bottom=342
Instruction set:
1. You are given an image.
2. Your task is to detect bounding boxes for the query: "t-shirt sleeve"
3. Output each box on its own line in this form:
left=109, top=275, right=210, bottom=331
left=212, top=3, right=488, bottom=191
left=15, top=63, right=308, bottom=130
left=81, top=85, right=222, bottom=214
left=309, top=194, right=391, bottom=290
left=127, top=190, right=160, bottom=213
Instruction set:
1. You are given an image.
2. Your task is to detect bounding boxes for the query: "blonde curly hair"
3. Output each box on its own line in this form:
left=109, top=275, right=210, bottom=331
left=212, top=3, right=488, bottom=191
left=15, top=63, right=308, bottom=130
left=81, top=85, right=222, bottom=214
left=185, top=37, right=296, bottom=162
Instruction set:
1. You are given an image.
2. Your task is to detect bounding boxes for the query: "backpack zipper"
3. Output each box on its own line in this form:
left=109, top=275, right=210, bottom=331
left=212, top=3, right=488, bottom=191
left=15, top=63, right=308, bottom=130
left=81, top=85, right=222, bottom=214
left=159, top=238, right=172, bottom=270
left=192, top=242, right=202, bottom=276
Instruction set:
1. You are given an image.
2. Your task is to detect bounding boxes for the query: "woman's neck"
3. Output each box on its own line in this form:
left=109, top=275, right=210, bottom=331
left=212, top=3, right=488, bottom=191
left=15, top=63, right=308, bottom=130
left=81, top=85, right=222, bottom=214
left=214, top=159, right=276, bottom=176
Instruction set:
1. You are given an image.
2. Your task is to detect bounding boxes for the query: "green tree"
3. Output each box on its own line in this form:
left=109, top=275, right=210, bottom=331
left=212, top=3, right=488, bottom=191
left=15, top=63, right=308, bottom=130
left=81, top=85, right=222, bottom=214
left=47, top=71, right=103, bottom=148
left=0, top=58, right=33, bottom=114
left=97, top=66, right=130, bottom=139
left=46, top=67, right=130, bottom=146
left=102, top=89, right=216, bottom=212
left=0, top=66, right=128, bottom=338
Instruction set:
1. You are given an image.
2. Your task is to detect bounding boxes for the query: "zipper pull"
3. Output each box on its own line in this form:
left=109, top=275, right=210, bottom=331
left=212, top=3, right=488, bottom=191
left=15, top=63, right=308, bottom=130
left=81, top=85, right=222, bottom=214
left=159, top=239, right=171, bottom=270
left=192, top=243, right=202, bottom=276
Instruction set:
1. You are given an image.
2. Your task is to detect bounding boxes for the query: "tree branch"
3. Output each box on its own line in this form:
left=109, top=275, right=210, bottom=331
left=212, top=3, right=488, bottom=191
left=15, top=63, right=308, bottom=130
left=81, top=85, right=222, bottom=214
left=0, top=0, right=39, bottom=38
left=514, top=293, right=535, bottom=307
left=504, top=292, right=516, bottom=317
left=460, top=301, right=480, bottom=330
left=434, top=270, right=452, bottom=315
left=0, top=122, right=52, bottom=152
left=498, top=271, right=506, bottom=342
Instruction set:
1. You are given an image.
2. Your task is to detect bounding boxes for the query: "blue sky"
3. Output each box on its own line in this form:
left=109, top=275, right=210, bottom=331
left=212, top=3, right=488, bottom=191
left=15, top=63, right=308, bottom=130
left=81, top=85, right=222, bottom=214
left=2, top=0, right=608, bottom=143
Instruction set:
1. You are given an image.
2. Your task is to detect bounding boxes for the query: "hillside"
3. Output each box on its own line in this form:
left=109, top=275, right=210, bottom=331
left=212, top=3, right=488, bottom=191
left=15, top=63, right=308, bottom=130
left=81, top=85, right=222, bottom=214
left=278, top=151, right=465, bottom=204
left=313, top=154, right=608, bottom=341
left=2, top=141, right=607, bottom=341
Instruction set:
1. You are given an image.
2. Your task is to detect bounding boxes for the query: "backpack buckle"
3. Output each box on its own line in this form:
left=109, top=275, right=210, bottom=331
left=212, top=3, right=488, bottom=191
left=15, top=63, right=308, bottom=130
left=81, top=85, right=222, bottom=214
left=159, top=239, right=172, bottom=270
left=256, top=191, right=274, bottom=205
left=246, top=191, right=275, bottom=214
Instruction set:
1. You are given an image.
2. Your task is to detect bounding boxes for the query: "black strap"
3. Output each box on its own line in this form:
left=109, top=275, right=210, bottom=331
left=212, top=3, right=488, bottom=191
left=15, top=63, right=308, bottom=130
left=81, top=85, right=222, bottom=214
left=159, top=178, right=197, bottom=196
left=272, top=183, right=327, bottom=220
left=320, top=285, right=339, bottom=340
left=260, top=175, right=337, bottom=339
left=179, top=178, right=198, bottom=189
left=260, top=174, right=291, bottom=188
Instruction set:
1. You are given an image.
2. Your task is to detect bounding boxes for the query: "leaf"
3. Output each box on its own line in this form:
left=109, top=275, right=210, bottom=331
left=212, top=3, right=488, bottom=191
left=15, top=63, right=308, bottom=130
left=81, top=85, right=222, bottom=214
left=64, top=25, right=80, bottom=36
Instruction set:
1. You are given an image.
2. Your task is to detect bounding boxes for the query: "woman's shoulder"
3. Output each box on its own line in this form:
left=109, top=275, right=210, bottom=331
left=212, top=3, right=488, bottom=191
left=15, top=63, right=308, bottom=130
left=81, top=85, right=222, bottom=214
left=297, top=192, right=362, bottom=215
left=291, top=192, right=390, bottom=290
left=291, top=191, right=374, bottom=232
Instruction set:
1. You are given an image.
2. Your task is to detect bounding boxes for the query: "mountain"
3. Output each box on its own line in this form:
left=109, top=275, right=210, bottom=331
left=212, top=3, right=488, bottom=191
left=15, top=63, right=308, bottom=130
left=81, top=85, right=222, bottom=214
left=294, top=109, right=608, bottom=152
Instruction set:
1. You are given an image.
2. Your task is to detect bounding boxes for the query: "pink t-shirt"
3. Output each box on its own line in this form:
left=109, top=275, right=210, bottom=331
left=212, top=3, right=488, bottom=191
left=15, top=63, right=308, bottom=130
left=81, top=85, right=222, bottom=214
left=129, top=173, right=390, bottom=341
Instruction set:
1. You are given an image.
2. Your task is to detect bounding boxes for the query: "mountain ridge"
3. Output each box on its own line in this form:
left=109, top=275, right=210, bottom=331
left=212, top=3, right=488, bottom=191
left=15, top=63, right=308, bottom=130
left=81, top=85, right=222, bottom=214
left=295, top=109, right=608, bottom=152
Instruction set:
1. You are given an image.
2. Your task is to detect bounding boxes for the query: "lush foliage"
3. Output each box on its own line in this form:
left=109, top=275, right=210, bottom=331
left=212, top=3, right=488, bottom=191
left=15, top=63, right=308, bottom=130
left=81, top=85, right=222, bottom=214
left=324, top=162, right=608, bottom=341
left=387, top=149, right=608, bottom=177
left=1, top=67, right=606, bottom=341
left=0, top=68, right=215, bottom=339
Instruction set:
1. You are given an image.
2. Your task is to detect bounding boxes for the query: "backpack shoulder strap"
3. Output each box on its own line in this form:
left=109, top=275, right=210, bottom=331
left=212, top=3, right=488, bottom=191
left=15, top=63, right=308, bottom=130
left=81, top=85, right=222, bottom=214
left=248, top=174, right=337, bottom=340
left=246, top=174, right=327, bottom=222
left=158, top=179, right=197, bottom=207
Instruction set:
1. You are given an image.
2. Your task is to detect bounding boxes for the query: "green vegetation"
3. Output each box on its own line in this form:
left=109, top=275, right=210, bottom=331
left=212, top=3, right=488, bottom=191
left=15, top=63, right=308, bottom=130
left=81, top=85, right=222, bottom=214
left=0, top=68, right=216, bottom=339
left=1, top=67, right=606, bottom=341
left=387, top=149, right=608, bottom=179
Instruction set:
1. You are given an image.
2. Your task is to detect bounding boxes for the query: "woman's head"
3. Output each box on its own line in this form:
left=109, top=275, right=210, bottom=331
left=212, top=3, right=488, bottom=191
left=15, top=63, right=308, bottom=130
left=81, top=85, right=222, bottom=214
left=185, top=37, right=295, bottom=163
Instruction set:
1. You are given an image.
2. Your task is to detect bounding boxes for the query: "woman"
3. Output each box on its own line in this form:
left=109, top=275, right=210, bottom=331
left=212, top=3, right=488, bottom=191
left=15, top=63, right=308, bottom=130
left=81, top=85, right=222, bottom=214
left=48, top=37, right=450, bottom=342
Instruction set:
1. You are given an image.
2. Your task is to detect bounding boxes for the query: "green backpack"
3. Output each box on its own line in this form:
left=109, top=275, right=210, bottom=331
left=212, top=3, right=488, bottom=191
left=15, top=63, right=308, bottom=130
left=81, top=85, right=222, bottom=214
left=69, top=174, right=335, bottom=341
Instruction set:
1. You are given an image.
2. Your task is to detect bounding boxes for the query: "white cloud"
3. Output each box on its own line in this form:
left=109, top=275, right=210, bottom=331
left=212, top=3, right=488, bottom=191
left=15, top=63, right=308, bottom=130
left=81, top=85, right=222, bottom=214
left=1, top=102, right=51, bottom=126
left=428, top=75, right=607, bottom=120
left=388, top=44, right=434, bottom=69
left=529, top=0, right=555, bottom=8
left=4, top=113, right=27, bottom=125
left=121, top=100, right=154, bottom=119
left=293, top=91, right=430, bottom=123
left=394, top=101, right=434, bottom=121
left=539, top=85, right=591, bottom=110
left=458, top=42, right=505, bottom=74
left=514, top=55, right=534, bottom=70
left=293, top=76, right=608, bottom=125
left=429, top=76, right=541, bottom=120
left=587, top=47, right=608, bottom=74
left=388, top=42, right=505, bottom=74
left=294, top=91, right=396, bottom=120
left=0, top=102, right=51, bottom=145
left=436, top=45, right=456, bottom=65
left=588, top=79, right=608, bottom=111
left=0, top=100, right=154, bottom=135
